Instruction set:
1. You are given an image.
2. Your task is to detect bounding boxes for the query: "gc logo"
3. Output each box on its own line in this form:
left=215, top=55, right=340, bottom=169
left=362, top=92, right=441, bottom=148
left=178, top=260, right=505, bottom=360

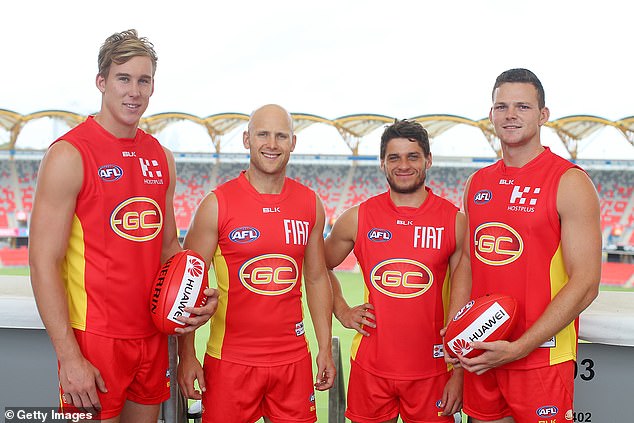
left=111, top=197, right=163, bottom=242
left=474, top=222, right=523, bottom=266
left=370, top=258, right=433, bottom=299
left=239, top=254, right=299, bottom=296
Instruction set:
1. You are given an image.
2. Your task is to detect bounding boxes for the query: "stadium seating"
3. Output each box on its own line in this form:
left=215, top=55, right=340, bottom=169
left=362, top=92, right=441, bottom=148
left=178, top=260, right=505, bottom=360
left=588, top=169, right=634, bottom=244
left=0, top=157, right=632, bottom=272
left=287, top=163, right=350, bottom=218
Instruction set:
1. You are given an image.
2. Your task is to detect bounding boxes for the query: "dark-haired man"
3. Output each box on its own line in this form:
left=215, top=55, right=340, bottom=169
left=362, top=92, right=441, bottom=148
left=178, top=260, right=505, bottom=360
left=447, top=68, right=601, bottom=423
left=325, top=119, right=465, bottom=423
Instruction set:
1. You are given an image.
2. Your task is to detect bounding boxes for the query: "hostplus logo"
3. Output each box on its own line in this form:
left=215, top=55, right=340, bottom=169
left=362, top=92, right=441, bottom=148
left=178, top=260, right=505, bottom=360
left=508, top=185, right=540, bottom=213
left=139, top=157, right=164, bottom=185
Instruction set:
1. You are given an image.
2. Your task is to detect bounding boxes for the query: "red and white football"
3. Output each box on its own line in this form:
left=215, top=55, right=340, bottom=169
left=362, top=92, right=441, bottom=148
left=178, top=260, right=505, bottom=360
left=150, top=249, right=209, bottom=334
left=444, top=293, right=518, bottom=358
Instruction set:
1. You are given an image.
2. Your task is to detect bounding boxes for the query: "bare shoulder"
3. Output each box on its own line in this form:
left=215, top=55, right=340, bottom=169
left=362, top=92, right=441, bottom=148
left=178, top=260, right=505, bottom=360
left=197, top=191, right=219, bottom=214
left=37, top=141, right=83, bottom=191
left=329, top=205, right=359, bottom=241
left=336, top=205, right=359, bottom=226
left=557, top=168, right=599, bottom=212
left=43, top=140, right=81, bottom=164
left=161, top=145, right=175, bottom=161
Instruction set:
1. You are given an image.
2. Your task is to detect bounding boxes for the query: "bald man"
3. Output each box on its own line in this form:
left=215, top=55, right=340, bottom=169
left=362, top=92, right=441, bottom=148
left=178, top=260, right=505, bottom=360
left=177, top=104, right=335, bottom=423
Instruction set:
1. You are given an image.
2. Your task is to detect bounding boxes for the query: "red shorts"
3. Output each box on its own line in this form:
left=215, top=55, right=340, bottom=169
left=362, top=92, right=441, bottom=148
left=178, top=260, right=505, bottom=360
left=202, top=354, right=317, bottom=423
left=346, top=360, right=455, bottom=423
left=59, top=330, right=169, bottom=420
left=463, top=360, right=574, bottom=423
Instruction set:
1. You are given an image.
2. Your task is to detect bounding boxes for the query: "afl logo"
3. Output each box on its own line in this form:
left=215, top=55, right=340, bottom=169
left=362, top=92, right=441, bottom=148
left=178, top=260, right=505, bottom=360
left=536, top=405, right=558, bottom=418
left=239, top=254, right=299, bottom=296
left=370, top=258, right=433, bottom=299
left=453, top=300, right=475, bottom=321
left=229, top=226, right=260, bottom=243
left=98, top=164, right=123, bottom=182
left=474, top=222, right=523, bottom=266
left=474, top=189, right=492, bottom=204
left=110, top=197, right=163, bottom=242
left=367, top=228, right=392, bottom=242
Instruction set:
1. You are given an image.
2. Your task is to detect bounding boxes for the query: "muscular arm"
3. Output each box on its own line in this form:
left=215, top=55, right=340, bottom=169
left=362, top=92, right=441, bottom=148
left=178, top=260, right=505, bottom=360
left=323, top=206, right=376, bottom=336
left=29, top=141, right=106, bottom=412
left=303, top=194, right=335, bottom=390
left=461, top=168, right=602, bottom=373
left=177, top=192, right=220, bottom=399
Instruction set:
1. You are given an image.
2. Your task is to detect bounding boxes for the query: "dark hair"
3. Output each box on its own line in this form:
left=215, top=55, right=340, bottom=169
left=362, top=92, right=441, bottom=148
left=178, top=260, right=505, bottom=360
left=492, top=68, right=545, bottom=109
left=380, top=119, right=430, bottom=160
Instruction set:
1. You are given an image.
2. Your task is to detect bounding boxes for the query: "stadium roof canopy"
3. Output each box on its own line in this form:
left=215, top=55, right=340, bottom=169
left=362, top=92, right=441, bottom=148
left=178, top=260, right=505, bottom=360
left=1, top=108, right=633, bottom=159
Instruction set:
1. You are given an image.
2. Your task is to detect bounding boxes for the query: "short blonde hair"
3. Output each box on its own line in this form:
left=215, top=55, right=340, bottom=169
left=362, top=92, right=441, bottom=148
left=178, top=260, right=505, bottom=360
left=97, top=29, right=158, bottom=78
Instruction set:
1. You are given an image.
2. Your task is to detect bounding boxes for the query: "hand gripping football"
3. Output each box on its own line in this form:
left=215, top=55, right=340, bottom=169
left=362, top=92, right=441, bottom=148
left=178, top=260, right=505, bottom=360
left=150, top=249, right=209, bottom=334
left=444, top=293, right=518, bottom=358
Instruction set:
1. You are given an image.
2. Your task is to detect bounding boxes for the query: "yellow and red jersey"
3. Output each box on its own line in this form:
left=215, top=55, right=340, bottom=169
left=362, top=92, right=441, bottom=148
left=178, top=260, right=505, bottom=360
left=207, top=171, right=316, bottom=366
left=467, top=147, right=579, bottom=369
left=57, top=116, right=168, bottom=338
left=353, top=188, right=458, bottom=379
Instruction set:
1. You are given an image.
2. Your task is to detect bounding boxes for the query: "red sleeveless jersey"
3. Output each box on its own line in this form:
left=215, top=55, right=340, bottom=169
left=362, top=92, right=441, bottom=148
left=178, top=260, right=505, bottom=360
left=207, top=171, right=316, bottom=366
left=56, top=116, right=168, bottom=338
left=352, top=188, right=458, bottom=379
left=467, top=147, right=579, bottom=369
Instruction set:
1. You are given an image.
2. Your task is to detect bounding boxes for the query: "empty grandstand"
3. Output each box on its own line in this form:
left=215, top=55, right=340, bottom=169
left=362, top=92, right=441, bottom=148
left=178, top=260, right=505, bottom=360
left=0, top=109, right=632, bottom=285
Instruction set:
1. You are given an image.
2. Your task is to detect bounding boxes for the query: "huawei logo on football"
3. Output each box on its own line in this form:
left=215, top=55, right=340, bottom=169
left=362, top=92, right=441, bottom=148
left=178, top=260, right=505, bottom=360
left=451, top=338, right=472, bottom=356
left=187, top=258, right=204, bottom=277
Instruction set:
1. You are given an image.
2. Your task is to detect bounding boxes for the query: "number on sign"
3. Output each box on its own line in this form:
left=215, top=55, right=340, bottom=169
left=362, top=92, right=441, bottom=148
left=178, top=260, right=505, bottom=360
left=573, top=358, right=595, bottom=381
left=573, top=411, right=592, bottom=422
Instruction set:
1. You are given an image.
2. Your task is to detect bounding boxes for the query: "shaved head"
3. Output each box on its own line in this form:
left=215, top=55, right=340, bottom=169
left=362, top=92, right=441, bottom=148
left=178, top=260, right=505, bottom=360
left=248, top=104, right=294, bottom=135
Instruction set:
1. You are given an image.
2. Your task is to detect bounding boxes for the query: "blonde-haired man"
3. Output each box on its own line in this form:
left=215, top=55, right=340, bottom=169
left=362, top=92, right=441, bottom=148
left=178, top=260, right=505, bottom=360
left=30, top=29, right=216, bottom=422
